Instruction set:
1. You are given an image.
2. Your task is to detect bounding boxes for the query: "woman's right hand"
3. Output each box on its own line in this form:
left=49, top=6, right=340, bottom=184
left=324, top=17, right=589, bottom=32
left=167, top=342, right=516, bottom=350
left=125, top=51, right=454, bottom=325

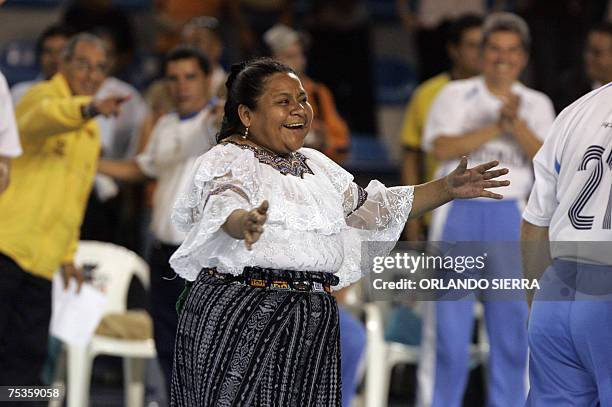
left=241, top=200, right=269, bottom=250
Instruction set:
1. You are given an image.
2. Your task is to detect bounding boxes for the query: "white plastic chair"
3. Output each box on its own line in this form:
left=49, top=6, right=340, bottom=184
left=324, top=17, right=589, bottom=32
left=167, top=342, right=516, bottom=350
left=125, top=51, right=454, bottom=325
left=363, top=301, right=489, bottom=407
left=65, top=241, right=156, bottom=407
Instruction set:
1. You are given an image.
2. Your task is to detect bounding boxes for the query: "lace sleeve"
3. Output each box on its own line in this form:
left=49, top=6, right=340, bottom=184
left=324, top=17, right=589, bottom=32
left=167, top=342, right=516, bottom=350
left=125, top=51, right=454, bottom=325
left=344, top=181, right=414, bottom=230
left=171, top=145, right=260, bottom=232
left=295, top=149, right=416, bottom=289
left=334, top=181, right=415, bottom=289
left=169, top=145, right=262, bottom=281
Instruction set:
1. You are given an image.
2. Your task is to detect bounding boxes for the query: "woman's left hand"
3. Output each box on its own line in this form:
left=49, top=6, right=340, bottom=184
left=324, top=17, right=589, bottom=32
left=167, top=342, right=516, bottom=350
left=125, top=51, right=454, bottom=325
left=445, top=157, right=510, bottom=200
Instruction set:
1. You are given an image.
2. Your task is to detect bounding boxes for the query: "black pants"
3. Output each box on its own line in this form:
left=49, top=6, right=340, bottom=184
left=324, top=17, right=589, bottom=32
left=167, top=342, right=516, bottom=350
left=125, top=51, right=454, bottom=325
left=149, top=242, right=183, bottom=399
left=0, top=253, right=51, bottom=387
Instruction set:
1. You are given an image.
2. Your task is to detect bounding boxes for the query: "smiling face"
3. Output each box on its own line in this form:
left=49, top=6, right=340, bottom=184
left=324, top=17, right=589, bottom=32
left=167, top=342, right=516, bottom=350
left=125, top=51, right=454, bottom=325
left=239, top=72, right=313, bottom=155
left=60, top=40, right=107, bottom=96
left=481, top=30, right=527, bottom=87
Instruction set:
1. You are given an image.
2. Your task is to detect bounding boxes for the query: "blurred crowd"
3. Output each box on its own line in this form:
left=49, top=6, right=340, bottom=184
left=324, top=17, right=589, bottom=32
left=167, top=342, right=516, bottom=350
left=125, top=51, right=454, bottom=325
left=1, top=0, right=612, bottom=406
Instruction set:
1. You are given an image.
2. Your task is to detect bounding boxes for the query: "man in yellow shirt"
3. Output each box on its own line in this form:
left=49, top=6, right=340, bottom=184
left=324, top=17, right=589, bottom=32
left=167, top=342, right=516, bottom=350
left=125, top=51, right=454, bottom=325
left=400, top=14, right=483, bottom=240
left=0, top=33, right=127, bottom=386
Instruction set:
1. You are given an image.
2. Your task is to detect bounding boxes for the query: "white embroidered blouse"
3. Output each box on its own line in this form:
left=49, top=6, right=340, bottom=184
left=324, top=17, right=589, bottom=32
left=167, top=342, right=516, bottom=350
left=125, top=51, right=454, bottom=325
left=169, top=141, right=414, bottom=289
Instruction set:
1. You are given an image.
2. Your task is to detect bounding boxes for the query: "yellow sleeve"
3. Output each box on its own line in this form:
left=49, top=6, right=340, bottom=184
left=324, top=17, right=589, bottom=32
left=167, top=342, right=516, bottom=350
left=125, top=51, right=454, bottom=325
left=16, top=89, right=92, bottom=139
left=399, top=89, right=424, bottom=150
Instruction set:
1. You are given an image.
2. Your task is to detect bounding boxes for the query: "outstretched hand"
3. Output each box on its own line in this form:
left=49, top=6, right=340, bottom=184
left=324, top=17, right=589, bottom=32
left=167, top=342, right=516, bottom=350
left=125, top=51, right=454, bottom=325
left=445, top=157, right=510, bottom=200
left=242, top=200, right=269, bottom=250
left=92, top=95, right=131, bottom=117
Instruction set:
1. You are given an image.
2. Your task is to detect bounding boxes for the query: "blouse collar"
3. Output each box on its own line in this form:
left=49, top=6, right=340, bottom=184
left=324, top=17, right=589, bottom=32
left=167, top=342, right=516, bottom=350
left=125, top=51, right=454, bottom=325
left=222, top=140, right=314, bottom=178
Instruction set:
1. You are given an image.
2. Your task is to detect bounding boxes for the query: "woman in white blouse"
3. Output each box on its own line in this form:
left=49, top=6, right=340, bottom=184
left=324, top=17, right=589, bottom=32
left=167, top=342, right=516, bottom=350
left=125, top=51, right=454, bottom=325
left=169, top=58, right=509, bottom=407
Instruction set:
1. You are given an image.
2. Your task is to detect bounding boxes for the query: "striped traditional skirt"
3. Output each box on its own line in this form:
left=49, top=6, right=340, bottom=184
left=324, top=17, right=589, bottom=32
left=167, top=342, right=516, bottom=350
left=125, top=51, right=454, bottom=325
left=171, top=268, right=342, bottom=407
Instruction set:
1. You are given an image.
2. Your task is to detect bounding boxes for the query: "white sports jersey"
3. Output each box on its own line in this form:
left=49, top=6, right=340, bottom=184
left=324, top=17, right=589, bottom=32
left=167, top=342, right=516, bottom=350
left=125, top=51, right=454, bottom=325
left=423, top=76, right=555, bottom=199
left=524, top=83, right=612, bottom=264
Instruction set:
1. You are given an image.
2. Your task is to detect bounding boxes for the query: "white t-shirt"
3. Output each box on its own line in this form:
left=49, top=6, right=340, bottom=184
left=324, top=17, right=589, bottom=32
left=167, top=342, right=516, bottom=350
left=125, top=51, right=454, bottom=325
left=423, top=76, right=555, bottom=200
left=136, top=106, right=217, bottom=245
left=0, top=72, right=22, bottom=158
left=524, top=83, right=612, bottom=264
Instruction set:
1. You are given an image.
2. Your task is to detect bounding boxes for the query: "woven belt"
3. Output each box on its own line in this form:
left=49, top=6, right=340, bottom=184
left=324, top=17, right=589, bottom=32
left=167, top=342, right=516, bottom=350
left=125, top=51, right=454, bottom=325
left=176, top=267, right=340, bottom=313
left=206, top=266, right=339, bottom=294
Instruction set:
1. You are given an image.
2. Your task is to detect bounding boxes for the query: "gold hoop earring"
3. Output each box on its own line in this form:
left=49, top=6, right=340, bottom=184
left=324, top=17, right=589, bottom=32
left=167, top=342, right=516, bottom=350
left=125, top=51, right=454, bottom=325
left=243, top=127, right=249, bottom=139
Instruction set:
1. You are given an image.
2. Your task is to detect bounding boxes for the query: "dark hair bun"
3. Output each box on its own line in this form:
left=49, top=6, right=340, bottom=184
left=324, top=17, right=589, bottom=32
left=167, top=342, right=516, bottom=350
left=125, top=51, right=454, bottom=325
left=225, top=61, right=248, bottom=92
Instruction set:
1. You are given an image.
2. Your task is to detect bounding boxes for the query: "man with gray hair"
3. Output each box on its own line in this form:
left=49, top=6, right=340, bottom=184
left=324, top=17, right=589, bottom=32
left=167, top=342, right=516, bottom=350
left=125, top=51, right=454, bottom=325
left=417, top=13, right=555, bottom=407
left=0, top=32, right=128, bottom=387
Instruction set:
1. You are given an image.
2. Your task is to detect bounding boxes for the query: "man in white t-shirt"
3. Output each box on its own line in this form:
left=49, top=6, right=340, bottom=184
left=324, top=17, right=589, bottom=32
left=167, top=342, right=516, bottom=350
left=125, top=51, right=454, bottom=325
left=98, top=47, right=219, bottom=397
left=522, top=83, right=612, bottom=406
left=0, top=71, right=22, bottom=194
left=418, top=13, right=555, bottom=407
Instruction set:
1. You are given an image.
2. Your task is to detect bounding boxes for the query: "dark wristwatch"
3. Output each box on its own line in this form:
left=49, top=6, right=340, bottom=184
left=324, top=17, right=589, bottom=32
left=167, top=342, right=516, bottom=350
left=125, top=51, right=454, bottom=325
left=81, top=103, right=99, bottom=119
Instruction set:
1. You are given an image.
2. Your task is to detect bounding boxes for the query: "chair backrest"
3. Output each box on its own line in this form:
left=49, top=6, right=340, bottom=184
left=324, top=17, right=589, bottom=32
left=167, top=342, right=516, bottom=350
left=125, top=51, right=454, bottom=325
left=74, top=241, right=150, bottom=314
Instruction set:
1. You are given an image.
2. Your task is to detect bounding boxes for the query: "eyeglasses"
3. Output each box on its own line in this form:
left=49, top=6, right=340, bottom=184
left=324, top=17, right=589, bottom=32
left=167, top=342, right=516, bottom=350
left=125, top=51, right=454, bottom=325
left=70, top=57, right=107, bottom=75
